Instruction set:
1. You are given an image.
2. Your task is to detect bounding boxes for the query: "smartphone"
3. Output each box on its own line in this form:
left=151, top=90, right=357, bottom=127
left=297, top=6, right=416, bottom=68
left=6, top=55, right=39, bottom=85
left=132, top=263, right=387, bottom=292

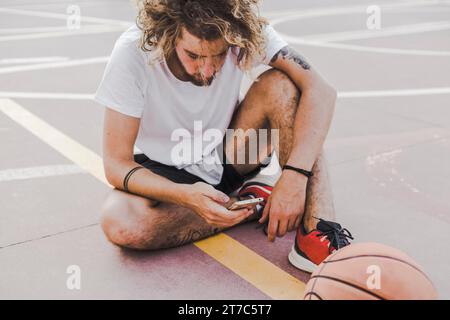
left=228, top=197, right=264, bottom=211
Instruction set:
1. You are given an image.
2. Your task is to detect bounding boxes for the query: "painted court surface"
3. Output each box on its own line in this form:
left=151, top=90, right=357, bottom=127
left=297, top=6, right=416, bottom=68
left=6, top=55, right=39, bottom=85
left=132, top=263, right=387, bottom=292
left=0, top=0, right=449, bottom=299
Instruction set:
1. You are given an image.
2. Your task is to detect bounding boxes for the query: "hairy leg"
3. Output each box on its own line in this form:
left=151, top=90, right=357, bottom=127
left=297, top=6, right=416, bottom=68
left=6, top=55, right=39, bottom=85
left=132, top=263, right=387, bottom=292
left=303, top=152, right=336, bottom=232
left=100, top=188, right=256, bottom=250
left=224, top=69, right=299, bottom=175
left=225, top=68, right=336, bottom=230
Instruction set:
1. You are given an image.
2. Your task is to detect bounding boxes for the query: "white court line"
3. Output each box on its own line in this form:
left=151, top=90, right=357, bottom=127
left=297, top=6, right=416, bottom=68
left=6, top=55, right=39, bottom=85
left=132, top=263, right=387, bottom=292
left=268, top=0, right=446, bottom=25
left=0, top=56, right=109, bottom=75
left=0, top=99, right=107, bottom=184
left=0, top=164, right=86, bottom=182
left=338, top=87, right=450, bottom=98
left=0, top=7, right=132, bottom=27
left=269, top=0, right=450, bottom=56
left=388, top=6, right=450, bottom=13
left=0, top=92, right=95, bottom=100
left=280, top=36, right=450, bottom=56
left=0, top=26, right=88, bottom=34
left=301, top=21, right=450, bottom=42
left=0, top=56, right=69, bottom=65
left=0, top=24, right=127, bottom=42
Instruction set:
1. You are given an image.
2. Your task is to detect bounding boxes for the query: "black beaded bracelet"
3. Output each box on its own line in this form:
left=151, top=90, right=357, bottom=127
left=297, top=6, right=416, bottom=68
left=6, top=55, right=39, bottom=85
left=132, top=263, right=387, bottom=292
left=123, top=166, right=145, bottom=192
left=282, top=164, right=314, bottom=178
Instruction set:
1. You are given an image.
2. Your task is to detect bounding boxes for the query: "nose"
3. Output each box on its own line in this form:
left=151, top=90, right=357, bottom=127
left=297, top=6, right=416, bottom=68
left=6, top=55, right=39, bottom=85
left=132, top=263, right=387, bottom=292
left=200, top=59, right=216, bottom=79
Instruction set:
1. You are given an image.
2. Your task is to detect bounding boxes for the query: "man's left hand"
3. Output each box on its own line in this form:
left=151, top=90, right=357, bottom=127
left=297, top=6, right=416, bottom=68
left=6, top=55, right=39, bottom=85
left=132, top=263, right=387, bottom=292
left=259, top=170, right=308, bottom=242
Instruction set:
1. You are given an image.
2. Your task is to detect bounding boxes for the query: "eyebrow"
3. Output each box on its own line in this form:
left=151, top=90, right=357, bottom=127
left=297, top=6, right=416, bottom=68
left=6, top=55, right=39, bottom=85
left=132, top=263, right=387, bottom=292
left=184, top=48, right=228, bottom=58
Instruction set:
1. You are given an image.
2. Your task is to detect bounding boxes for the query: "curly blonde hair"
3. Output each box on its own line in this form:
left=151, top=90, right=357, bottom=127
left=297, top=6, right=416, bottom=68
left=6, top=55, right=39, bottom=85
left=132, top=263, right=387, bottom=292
left=136, top=0, right=268, bottom=70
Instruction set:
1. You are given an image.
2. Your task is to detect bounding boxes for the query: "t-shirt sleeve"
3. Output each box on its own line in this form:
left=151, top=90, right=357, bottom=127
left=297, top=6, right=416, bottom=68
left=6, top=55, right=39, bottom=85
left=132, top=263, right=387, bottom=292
left=94, top=41, right=146, bottom=118
left=258, top=24, right=289, bottom=66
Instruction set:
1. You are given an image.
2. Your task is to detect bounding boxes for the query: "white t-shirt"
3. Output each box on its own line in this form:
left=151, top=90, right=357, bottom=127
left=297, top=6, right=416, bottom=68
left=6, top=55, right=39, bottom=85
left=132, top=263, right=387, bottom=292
left=95, top=23, right=287, bottom=185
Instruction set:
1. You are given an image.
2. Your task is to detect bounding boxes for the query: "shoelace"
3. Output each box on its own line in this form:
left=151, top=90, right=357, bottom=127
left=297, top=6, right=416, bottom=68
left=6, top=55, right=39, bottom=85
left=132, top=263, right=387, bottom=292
left=314, top=217, right=354, bottom=253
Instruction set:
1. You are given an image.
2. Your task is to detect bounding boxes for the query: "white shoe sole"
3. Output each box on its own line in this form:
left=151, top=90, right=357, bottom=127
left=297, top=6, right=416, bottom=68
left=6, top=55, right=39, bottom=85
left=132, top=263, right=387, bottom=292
left=288, top=246, right=317, bottom=273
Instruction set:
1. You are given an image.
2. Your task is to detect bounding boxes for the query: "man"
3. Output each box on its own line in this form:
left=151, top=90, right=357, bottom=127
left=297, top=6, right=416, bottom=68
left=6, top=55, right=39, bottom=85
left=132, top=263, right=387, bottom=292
left=95, top=0, right=353, bottom=273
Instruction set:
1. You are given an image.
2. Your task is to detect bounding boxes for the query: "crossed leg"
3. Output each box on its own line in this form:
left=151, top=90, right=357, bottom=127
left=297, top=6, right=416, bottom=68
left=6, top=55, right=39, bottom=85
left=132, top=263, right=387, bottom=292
left=101, top=69, right=335, bottom=250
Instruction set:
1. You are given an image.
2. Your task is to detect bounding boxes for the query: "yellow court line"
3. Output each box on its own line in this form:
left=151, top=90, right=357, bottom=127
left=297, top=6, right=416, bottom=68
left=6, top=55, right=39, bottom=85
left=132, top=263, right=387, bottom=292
left=0, top=99, right=107, bottom=184
left=0, top=98, right=306, bottom=300
left=196, top=234, right=305, bottom=299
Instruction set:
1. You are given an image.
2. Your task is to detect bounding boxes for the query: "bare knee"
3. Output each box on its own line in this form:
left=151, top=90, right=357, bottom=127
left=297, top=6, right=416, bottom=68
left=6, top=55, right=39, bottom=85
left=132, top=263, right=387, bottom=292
left=251, top=69, right=300, bottom=130
left=256, top=69, right=300, bottom=108
left=100, top=189, right=160, bottom=250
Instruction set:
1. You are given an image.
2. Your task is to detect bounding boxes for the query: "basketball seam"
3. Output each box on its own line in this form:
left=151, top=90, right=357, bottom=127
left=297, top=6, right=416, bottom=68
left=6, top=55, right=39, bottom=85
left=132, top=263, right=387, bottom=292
left=304, top=292, right=323, bottom=300
left=309, top=257, right=328, bottom=300
left=323, top=254, right=433, bottom=283
left=310, top=275, right=384, bottom=300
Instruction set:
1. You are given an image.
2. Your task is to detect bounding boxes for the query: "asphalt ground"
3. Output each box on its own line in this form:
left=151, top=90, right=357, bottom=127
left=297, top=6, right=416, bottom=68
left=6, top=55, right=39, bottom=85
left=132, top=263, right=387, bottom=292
left=0, top=0, right=449, bottom=299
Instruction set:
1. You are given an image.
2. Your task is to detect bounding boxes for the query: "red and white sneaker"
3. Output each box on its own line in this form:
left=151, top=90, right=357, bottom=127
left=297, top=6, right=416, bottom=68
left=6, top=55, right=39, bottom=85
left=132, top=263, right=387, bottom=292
left=238, top=182, right=273, bottom=217
left=288, top=218, right=354, bottom=273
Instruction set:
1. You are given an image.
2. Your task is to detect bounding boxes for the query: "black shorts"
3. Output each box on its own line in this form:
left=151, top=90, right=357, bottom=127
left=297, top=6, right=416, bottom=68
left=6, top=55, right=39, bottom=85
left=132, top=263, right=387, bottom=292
left=134, top=153, right=269, bottom=195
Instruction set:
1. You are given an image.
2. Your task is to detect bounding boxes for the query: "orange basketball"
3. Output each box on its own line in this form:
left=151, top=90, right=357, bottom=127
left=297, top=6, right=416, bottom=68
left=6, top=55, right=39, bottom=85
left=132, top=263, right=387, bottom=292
left=303, top=242, right=438, bottom=300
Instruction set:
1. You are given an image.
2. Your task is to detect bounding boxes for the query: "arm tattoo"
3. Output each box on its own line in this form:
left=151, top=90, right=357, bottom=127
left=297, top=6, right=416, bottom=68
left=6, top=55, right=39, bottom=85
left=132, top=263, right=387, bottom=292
left=271, top=46, right=311, bottom=70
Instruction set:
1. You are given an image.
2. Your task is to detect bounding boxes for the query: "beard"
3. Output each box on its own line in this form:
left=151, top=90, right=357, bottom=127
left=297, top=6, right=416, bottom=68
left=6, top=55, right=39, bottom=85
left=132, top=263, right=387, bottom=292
left=172, top=51, right=216, bottom=87
left=189, top=73, right=216, bottom=87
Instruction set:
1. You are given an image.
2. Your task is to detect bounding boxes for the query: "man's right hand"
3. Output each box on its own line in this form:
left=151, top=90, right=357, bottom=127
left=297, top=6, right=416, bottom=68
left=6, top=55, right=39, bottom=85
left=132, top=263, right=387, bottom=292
left=182, top=182, right=253, bottom=228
